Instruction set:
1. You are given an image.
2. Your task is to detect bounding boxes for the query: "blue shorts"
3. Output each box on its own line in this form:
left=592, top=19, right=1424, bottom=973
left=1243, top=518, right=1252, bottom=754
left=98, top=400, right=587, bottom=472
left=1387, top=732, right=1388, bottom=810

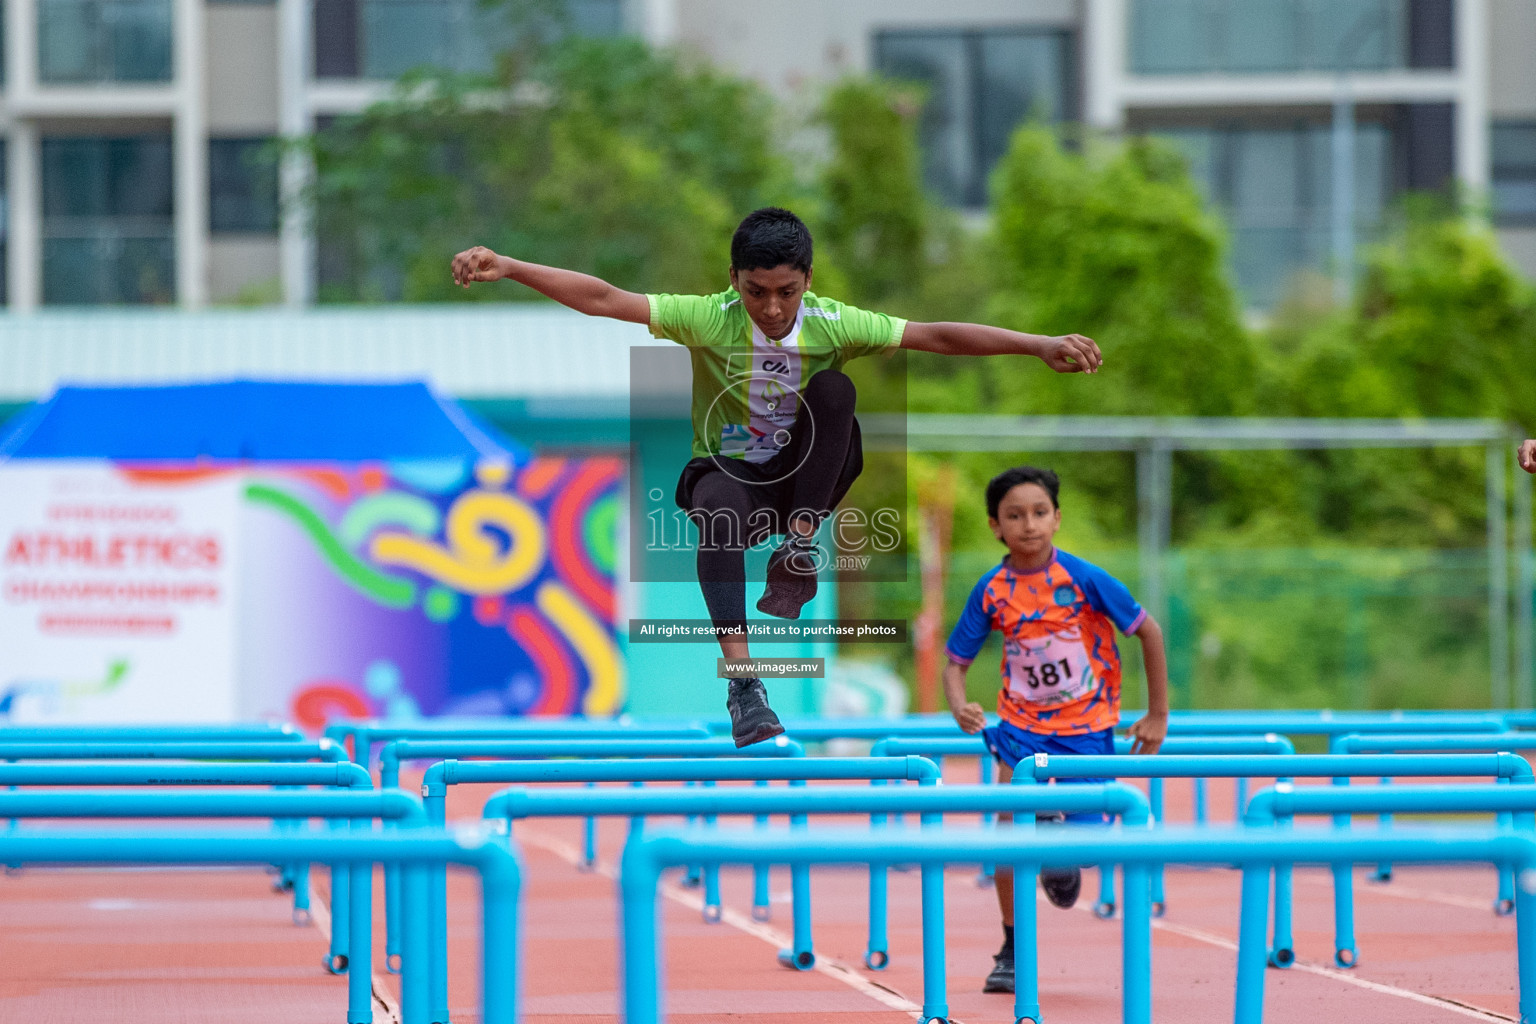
left=982, top=720, right=1115, bottom=825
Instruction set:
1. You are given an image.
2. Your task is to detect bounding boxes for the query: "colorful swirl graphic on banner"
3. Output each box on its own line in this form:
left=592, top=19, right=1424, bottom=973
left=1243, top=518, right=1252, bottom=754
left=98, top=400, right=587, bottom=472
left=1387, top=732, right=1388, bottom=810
left=250, top=456, right=622, bottom=716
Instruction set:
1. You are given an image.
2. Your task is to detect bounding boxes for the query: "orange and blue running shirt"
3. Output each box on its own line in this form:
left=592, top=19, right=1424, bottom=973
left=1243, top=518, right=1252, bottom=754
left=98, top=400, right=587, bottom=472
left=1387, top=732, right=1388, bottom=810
left=944, top=548, right=1145, bottom=735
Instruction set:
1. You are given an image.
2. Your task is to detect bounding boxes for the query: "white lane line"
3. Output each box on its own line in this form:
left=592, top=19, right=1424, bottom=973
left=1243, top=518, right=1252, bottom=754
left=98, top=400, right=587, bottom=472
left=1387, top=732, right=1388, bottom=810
left=1104, top=902, right=1515, bottom=1022
left=517, top=826, right=939, bottom=1021
left=1294, top=870, right=1497, bottom=912
left=310, top=880, right=403, bottom=1024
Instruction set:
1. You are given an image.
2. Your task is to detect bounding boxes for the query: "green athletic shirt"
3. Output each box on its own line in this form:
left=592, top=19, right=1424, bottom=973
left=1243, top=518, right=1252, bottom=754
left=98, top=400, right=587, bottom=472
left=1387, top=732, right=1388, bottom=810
left=647, top=289, right=907, bottom=463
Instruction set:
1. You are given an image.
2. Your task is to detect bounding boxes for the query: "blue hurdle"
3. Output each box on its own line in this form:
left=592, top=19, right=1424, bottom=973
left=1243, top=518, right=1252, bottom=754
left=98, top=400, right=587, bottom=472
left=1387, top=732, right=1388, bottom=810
left=870, top=733, right=1295, bottom=916
left=487, top=780, right=1148, bottom=1024
left=378, top=736, right=801, bottom=976
left=1246, top=781, right=1536, bottom=968
left=1330, top=731, right=1536, bottom=898
left=0, top=789, right=425, bottom=1020
left=325, top=718, right=710, bottom=772
left=419, top=753, right=924, bottom=1024
left=0, top=828, right=517, bottom=1024
left=619, top=825, right=1536, bottom=1024
left=0, top=760, right=373, bottom=973
left=1019, top=752, right=1535, bottom=970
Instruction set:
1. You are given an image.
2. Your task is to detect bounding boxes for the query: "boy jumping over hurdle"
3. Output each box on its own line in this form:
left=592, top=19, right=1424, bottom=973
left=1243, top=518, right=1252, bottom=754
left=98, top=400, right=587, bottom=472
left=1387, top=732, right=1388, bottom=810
left=452, top=208, right=1102, bottom=746
left=945, top=465, right=1169, bottom=994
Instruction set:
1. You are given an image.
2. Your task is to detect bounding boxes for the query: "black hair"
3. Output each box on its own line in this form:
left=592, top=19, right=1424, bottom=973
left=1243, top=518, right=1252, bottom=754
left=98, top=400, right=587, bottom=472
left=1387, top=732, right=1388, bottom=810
left=985, top=466, right=1060, bottom=519
left=730, top=207, right=813, bottom=274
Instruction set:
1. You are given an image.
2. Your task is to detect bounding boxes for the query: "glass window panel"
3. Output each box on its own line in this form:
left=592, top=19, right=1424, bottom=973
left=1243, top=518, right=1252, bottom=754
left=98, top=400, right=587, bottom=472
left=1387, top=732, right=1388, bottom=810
left=1129, top=0, right=1215, bottom=73
left=108, top=0, right=173, bottom=80
left=37, top=0, right=99, bottom=81
left=107, top=138, right=173, bottom=217
left=1156, top=128, right=1219, bottom=199
left=42, top=139, right=109, bottom=218
left=977, top=33, right=1067, bottom=194
left=1493, top=124, right=1536, bottom=171
left=41, top=137, right=174, bottom=305
left=362, top=0, right=454, bottom=77
left=1493, top=182, right=1536, bottom=222
left=875, top=33, right=971, bottom=207
left=1492, top=123, right=1536, bottom=224
left=1230, top=129, right=1301, bottom=229
left=1225, top=0, right=1301, bottom=73
left=210, top=138, right=279, bottom=234
left=38, top=0, right=170, bottom=82
left=567, top=0, right=622, bottom=36
left=1130, top=0, right=1408, bottom=73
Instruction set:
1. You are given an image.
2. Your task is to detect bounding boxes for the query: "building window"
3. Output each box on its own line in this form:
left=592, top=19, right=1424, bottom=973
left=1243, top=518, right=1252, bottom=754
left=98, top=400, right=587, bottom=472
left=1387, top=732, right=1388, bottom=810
left=41, top=137, right=175, bottom=305
left=1128, top=0, right=1439, bottom=75
left=1152, top=119, right=1393, bottom=307
left=314, top=0, right=623, bottom=79
left=874, top=28, right=1074, bottom=208
left=210, top=138, right=279, bottom=234
left=37, top=0, right=173, bottom=82
left=1492, top=122, right=1536, bottom=227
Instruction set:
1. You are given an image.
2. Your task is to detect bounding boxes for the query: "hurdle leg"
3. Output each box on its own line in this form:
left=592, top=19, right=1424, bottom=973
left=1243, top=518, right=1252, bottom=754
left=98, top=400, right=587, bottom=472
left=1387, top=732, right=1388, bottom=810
left=918, top=807, right=948, bottom=1024
left=1330, top=779, right=1358, bottom=968
left=293, top=859, right=312, bottom=925
left=426, top=793, right=452, bottom=1024
left=682, top=781, right=702, bottom=888
left=702, top=780, right=722, bottom=922
left=1193, top=776, right=1208, bottom=824
left=1371, top=777, right=1394, bottom=882
left=1499, top=808, right=1518, bottom=914
left=1269, top=813, right=1296, bottom=968
left=779, top=779, right=815, bottom=970
left=1095, top=864, right=1117, bottom=919
left=1013, top=811, right=1041, bottom=1024
left=753, top=779, right=771, bottom=921
left=328, top=816, right=351, bottom=974
left=1122, top=859, right=1153, bottom=1024
left=581, top=781, right=598, bottom=872
left=1515, top=855, right=1536, bottom=1024
left=1234, top=862, right=1273, bottom=1024
left=347, top=820, right=374, bottom=1024
left=978, top=754, right=996, bottom=886
left=866, top=787, right=890, bottom=969
left=1234, top=777, right=1248, bottom=820
left=401, top=862, right=432, bottom=1024
left=1149, top=778, right=1167, bottom=915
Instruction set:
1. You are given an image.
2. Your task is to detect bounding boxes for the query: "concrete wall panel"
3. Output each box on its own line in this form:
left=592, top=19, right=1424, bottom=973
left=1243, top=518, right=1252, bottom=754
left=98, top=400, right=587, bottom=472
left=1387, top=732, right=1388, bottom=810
left=207, top=6, right=281, bottom=132
left=673, top=0, right=1075, bottom=94
left=209, top=235, right=283, bottom=303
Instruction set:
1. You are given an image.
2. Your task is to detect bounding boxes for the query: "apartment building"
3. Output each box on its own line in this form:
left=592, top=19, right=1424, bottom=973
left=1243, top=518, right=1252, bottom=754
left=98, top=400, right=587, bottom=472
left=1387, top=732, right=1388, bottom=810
left=0, top=0, right=1530, bottom=310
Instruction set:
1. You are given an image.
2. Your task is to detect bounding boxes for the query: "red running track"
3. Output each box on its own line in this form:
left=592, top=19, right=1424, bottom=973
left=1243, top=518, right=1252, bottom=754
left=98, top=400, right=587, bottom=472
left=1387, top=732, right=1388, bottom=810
left=0, top=765, right=1522, bottom=1023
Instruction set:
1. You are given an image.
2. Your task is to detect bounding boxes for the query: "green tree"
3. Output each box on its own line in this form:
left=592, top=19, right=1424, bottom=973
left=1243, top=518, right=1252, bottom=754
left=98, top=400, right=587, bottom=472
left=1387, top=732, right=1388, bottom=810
left=309, top=37, right=794, bottom=302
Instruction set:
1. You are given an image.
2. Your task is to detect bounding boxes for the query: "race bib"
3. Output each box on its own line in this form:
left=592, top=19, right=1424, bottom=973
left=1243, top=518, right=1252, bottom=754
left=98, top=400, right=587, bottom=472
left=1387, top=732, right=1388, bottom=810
left=1004, top=631, right=1095, bottom=706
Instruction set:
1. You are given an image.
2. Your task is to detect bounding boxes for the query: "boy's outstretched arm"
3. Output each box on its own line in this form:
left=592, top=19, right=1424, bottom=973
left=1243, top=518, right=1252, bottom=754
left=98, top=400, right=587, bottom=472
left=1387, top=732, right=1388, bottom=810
left=943, top=659, right=988, bottom=734
left=450, top=246, right=650, bottom=324
left=1127, top=615, right=1169, bottom=754
left=900, top=321, right=1102, bottom=374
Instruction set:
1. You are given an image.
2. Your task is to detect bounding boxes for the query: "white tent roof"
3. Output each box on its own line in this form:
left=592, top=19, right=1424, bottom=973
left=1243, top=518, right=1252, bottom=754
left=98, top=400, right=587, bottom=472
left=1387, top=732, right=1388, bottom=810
left=0, top=305, right=652, bottom=402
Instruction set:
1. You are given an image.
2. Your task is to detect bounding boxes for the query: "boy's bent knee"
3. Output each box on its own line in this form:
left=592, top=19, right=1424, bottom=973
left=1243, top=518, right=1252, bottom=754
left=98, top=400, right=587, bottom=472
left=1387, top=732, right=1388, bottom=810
left=804, top=369, right=855, bottom=405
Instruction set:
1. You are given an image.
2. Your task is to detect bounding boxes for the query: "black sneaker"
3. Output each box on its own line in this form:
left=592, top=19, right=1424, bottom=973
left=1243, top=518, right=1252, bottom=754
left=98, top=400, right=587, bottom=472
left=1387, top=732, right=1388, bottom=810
left=726, top=677, right=785, bottom=748
left=756, top=538, right=819, bottom=619
left=1040, top=866, right=1082, bottom=909
left=983, top=950, right=1015, bottom=993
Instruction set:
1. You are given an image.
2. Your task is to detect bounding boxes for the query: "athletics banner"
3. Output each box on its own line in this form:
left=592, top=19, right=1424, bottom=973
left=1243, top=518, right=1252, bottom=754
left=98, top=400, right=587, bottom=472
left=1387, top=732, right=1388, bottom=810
left=0, top=457, right=624, bottom=728
left=0, top=461, right=242, bottom=721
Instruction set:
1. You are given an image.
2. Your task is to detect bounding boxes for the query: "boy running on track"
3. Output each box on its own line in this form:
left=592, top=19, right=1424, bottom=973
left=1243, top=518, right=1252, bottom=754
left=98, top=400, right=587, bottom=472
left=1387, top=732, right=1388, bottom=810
left=944, top=465, right=1168, bottom=994
left=452, top=208, right=1103, bottom=746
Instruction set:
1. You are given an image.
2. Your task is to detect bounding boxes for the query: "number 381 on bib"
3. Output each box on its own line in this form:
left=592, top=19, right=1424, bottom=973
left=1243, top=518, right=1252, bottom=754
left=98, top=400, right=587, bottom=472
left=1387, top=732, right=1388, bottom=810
left=1003, top=631, right=1097, bottom=707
